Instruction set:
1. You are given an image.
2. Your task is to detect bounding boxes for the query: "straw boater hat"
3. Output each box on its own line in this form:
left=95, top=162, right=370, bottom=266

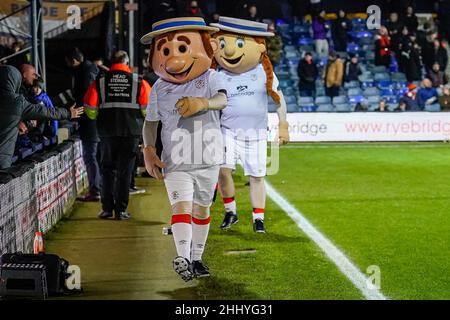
left=210, top=16, right=274, bottom=37
left=140, top=17, right=219, bottom=45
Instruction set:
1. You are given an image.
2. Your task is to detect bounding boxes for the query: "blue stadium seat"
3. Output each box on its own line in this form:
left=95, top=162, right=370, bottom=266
left=363, top=87, right=380, bottom=97
left=368, top=103, right=380, bottom=111
left=378, top=79, right=393, bottom=89
left=385, top=95, right=399, bottom=104
left=380, top=88, right=395, bottom=96
left=361, top=80, right=375, bottom=89
left=285, top=51, right=300, bottom=59
left=297, top=37, right=313, bottom=46
left=315, top=96, right=331, bottom=105
left=425, top=104, right=441, bottom=112
left=284, top=95, right=297, bottom=104
left=299, top=106, right=317, bottom=112
left=391, top=72, right=407, bottom=82
left=287, top=104, right=299, bottom=113
left=316, top=87, right=326, bottom=96
left=349, top=95, right=365, bottom=105
left=298, top=96, right=314, bottom=105
left=334, top=103, right=352, bottom=112
left=367, top=95, right=381, bottom=104
left=316, top=104, right=334, bottom=112
left=347, top=43, right=361, bottom=54
left=374, top=73, right=390, bottom=82
left=282, top=87, right=296, bottom=96
left=284, top=45, right=297, bottom=52
left=332, top=95, right=349, bottom=104
left=387, top=103, right=399, bottom=112
left=279, top=80, right=293, bottom=89
left=344, top=81, right=360, bottom=89
left=373, top=65, right=387, bottom=73
left=348, top=88, right=363, bottom=96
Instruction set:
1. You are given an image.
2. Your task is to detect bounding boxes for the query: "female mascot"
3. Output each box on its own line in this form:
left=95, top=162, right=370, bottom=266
left=211, top=17, right=289, bottom=233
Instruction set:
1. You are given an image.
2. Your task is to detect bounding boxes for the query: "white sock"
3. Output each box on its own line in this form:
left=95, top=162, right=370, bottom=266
left=223, top=197, right=236, bottom=214
left=171, top=214, right=192, bottom=261
left=253, top=208, right=264, bottom=222
left=191, top=216, right=211, bottom=261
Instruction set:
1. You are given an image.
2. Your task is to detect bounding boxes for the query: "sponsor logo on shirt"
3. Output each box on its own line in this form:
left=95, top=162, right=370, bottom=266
left=195, top=79, right=206, bottom=89
left=171, top=191, right=179, bottom=200
left=230, top=85, right=255, bottom=98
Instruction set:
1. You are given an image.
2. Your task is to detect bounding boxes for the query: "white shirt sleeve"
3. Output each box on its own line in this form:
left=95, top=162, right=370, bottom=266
left=272, top=72, right=280, bottom=92
left=208, top=70, right=226, bottom=97
left=146, top=84, right=160, bottom=121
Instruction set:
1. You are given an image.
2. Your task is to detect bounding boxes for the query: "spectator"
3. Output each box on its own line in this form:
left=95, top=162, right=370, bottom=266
left=386, top=12, right=403, bottom=53
left=210, top=12, right=220, bottom=24
left=312, top=10, right=329, bottom=57
left=65, top=47, right=101, bottom=202
left=344, top=53, right=363, bottom=82
left=404, top=6, right=419, bottom=34
left=332, top=10, right=352, bottom=52
left=401, top=34, right=422, bottom=82
left=427, top=62, right=449, bottom=87
left=418, top=78, right=439, bottom=108
left=93, top=57, right=110, bottom=76
left=30, top=79, right=59, bottom=138
left=399, top=83, right=421, bottom=111
left=0, top=65, right=83, bottom=169
left=245, top=4, right=261, bottom=22
left=439, top=85, right=450, bottom=111
left=186, top=0, right=205, bottom=18
left=324, top=51, right=343, bottom=98
left=19, top=64, right=39, bottom=101
left=375, top=26, right=391, bottom=68
left=377, top=99, right=387, bottom=112
left=298, top=52, right=318, bottom=97
left=266, top=21, right=283, bottom=65
left=424, top=39, right=448, bottom=72
left=416, top=22, right=433, bottom=50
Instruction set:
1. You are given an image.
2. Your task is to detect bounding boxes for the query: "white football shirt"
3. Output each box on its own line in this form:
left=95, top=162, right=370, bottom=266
left=219, top=64, right=279, bottom=140
left=146, top=69, right=225, bottom=173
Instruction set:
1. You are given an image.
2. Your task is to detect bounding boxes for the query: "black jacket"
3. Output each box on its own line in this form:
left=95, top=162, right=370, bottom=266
left=298, top=59, right=318, bottom=90
left=71, top=60, right=99, bottom=141
left=0, top=65, right=71, bottom=169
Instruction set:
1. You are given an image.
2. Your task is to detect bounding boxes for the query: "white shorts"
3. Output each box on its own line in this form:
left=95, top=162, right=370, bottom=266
left=164, top=166, right=220, bottom=207
left=222, top=136, right=267, bottom=177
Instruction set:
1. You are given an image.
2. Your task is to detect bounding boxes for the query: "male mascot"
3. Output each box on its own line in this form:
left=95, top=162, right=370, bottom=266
left=140, top=17, right=227, bottom=281
left=211, top=17, right=289, bottom=233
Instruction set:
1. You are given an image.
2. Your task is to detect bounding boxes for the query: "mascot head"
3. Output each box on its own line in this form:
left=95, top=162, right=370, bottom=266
left=141, top=17, right=219, bottom=84
left=211, top=17, right=280, bottom=104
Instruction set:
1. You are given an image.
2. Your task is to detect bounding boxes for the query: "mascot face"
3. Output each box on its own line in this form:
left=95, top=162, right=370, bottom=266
left=214, top=33, right=266, bottom=74
left=151, top=31, right=218, bottom=84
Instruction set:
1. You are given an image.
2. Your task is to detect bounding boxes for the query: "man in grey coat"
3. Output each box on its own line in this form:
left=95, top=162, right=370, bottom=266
left=0, top=65, right=83, bottom=169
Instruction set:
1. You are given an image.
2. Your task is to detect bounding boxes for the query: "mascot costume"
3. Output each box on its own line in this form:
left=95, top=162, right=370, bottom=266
left=140, top=17, right=227, bottom=281
left=210, top=17, right=289, bottom=233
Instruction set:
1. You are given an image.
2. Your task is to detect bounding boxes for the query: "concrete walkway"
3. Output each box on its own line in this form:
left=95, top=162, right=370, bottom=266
left=46, top=178, right=197, bottom=300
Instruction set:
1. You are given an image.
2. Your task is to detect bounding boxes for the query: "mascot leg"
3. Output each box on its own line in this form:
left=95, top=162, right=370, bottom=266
left=218, top=167, right=239, bottom=229
left=191, top=203, right=212, bottom=277
left=249, top=176, right=266, bottom=233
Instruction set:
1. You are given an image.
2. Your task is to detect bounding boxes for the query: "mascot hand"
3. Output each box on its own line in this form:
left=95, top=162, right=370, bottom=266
left=143, top=146, right=165, bottom=180
left=278, top=120, right=290, bottom=145
left=176, top=97, right=209, bottom=118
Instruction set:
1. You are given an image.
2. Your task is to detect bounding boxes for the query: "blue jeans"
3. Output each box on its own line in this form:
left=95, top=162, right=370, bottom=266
left=82, top=139, right=101, bottom=195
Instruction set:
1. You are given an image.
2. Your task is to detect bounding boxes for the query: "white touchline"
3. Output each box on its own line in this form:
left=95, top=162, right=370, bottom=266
left=265, top=181, right=388, bottom=300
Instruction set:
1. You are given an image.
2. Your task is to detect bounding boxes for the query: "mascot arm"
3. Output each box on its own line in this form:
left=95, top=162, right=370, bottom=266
left=176, top=91, right=227, bottom=118
left=276, top=90, right=290, bottom=145
left=142, top=120, right=164, bottom=180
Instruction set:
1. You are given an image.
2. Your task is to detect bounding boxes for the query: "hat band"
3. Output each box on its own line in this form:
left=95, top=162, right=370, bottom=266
left=219, top=21, right=267, bottom=33
left=153, top=20, right=206, bottom=32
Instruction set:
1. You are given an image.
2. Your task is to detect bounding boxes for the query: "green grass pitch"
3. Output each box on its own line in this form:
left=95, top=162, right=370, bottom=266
left=198, top=142, right=450, bottom=300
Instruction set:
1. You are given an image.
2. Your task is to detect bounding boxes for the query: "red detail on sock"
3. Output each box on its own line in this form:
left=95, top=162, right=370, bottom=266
left=253, top=208, right=265, bottom=214
left=223, top=197, right=235, bottom=204
left=171, top=214, right=192, bottom=225
left=215, top=183, right=218, bottom=190
left=192, top=216, right=211, bottom=225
